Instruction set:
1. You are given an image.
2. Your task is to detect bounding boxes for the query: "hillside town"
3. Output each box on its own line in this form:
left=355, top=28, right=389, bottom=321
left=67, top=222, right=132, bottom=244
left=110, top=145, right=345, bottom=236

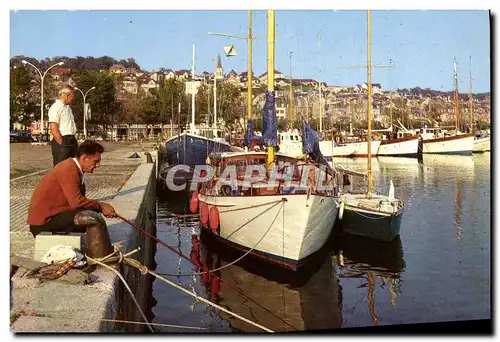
left=10, top=54, right=491, bottom=141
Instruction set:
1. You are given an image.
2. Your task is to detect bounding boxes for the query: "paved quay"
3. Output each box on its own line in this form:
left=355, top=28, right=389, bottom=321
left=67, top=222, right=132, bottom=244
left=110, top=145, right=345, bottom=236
left=10, top=141, right=158, bottom=260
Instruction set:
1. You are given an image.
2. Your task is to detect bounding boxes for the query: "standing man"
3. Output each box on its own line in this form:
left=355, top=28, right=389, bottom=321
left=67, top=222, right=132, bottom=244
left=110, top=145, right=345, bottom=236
left=28, top=140, right=116, bottom=237
left=48, top=85, right=78, bottom=166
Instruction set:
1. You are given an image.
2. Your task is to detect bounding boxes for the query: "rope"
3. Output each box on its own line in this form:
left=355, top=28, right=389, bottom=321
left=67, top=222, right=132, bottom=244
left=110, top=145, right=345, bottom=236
left=147, top=269, right=274, bottom=333
left=87, top=256, right=154, bottom=333
left=218, top=198, right=284, bottom=214
left=182, top=199, right=284, bottom=276
left=157, top=198, right=285, bottom=276
left=20, top=311, right=207, bottom=331
left=116, top=213, right=298, bottom=331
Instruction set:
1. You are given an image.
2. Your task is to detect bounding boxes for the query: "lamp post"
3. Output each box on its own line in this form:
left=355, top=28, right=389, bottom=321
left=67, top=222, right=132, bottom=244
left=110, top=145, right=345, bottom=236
left=21, top=60, right=64, bottom=138
left=74, top=86, right=96, bottom=139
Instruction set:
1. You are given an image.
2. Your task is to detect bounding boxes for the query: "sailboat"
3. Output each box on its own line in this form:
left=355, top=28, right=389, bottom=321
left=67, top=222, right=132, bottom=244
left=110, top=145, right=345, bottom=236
left=164, top=44, right=232, bottom=176
left=196, top=10, right=341, bottom=270
left=419, top=59, right=473, bottom=155
left=337, top=10, right=405, bottom=242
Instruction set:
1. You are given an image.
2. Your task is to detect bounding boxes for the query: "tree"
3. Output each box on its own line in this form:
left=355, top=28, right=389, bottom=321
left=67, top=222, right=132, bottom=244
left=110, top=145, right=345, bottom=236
left=217, top=82, right=243, bottom=124
left=10, top=68, right=38, bottom=129
left=72, top=70, right=120, bottom=128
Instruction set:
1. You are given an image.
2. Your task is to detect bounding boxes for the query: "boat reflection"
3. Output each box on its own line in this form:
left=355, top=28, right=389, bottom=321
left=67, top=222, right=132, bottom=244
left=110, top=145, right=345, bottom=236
left=195, top=230, right=342, bottom=332
left=330, top=231, right=405, bottom=325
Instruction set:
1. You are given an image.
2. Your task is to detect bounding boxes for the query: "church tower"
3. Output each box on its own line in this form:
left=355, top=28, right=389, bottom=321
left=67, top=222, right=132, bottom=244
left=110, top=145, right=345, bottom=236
left=215, top=54, right=224, bottom=80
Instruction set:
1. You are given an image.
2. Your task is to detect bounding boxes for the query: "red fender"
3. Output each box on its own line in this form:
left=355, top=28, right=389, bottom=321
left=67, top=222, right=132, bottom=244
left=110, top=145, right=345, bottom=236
left=200, top=202, right=209, bottom=226
left=209, top=206, right=220, bottom=232
left=189, top=190, right=199, bottom=213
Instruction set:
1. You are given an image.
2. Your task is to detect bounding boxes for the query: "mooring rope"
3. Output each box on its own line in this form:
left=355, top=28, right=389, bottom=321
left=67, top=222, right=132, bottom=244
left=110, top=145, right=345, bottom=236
left=19, top=311, right=207, bottom=331
left=116, top=213, right=297, bottom=331
left=87, top=249, right=275, bottom=332
left=87, top=255, right=155, bottom=333
left=162, top=199, right=285, bottom=276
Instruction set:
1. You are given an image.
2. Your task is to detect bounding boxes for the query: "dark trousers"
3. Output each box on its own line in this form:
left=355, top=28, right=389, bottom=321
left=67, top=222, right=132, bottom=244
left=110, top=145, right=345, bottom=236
left=51, top=135, right=78, bottom=167
left=29, top=208, right=98, bottom=237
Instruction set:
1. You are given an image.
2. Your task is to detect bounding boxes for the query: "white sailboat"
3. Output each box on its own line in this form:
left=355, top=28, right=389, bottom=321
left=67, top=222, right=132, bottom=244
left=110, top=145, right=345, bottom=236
left=196, top=10, right=341, bottom=270
left=420, top=59, right=473, bottom=155
left=337, top=10, right=405, bottom=242
left=163, top=44, right=232, bottom=172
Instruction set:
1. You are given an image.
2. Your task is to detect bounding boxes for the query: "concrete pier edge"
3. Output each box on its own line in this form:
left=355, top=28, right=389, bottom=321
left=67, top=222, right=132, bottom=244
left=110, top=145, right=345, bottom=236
left=11, top=151, right=158, bottom=333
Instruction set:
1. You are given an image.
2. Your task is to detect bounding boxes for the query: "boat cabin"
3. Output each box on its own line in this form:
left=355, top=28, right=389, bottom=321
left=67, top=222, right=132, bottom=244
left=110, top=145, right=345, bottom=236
left=201, top=151, right=338, bottom=197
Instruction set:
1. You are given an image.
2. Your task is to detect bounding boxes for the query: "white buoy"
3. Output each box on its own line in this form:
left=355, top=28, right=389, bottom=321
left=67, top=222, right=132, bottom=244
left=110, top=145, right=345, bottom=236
left=339, top=200, right=345, bottom=220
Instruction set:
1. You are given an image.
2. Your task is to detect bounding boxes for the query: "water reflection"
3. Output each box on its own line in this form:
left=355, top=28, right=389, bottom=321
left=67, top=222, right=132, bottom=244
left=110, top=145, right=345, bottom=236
left=197, top=230, right=342, bottom=332
left=331, top=231, right=405, bottom=327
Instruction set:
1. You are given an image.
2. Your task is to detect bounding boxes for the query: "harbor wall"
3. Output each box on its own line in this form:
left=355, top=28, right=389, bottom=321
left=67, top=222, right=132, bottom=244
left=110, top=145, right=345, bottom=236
left=11, top=153, right=158, bottom=332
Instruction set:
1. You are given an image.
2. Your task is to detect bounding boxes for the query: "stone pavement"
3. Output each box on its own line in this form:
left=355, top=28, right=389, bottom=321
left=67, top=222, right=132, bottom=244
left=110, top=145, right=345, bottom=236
left=10, top=142, right=159, bottom=259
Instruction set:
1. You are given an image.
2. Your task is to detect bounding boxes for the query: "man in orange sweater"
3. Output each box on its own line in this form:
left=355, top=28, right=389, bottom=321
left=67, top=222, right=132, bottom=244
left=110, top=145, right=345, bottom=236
left=27, top=140, right=117, bottom=237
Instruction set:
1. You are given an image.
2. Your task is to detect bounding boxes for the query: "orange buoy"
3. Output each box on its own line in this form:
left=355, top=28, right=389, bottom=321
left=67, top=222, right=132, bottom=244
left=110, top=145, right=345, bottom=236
left=189, top=191, right=199, bottom=213
left=209, top=206, right=220, bottom=232
left=200, top=202, right=209, bottom=226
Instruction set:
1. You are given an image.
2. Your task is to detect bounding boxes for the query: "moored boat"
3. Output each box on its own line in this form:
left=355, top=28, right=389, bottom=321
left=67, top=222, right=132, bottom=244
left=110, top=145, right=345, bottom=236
left=377, top=132, right=420, bottom=158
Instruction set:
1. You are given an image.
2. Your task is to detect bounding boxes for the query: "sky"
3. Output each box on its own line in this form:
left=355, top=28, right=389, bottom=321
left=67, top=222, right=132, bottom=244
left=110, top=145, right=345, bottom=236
left=10, top=10, right=490, bottom=92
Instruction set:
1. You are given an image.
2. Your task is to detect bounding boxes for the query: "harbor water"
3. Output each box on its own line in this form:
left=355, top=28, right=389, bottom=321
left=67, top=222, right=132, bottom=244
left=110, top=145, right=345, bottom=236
left=149, top=153, right=491, bottom=332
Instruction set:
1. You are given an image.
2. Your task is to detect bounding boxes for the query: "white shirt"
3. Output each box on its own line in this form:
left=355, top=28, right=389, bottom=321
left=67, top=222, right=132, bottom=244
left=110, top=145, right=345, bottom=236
left=48, top=99, right=77, bottom=136
left=72, top=158, right=84, bottom=185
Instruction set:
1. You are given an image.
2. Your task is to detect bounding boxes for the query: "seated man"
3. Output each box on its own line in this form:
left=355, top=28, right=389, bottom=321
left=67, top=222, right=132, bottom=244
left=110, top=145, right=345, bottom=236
left=27, top=140, right=117, bottom=237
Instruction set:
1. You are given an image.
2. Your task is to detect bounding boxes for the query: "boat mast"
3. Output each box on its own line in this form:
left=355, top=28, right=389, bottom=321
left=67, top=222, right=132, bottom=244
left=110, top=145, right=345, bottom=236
left=453, top=58, right=460, bottom=133
left=349, top=99, right=353, bottom=135
left=248, top=10, right=253, bottom=121
left=289, top=50, right=294, bottom=127
left=367, top=10, right=373, bottom=198
left=266, top=9, right=275, bottom=170
left=469, top=55, right=473, bottom=134
left=213, top=57, right=217, bottom=127
left=191, top=43, right=196, bottom=129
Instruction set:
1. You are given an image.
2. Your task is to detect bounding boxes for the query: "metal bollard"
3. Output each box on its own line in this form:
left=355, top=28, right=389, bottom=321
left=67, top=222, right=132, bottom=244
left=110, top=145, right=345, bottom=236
left=144, top=151, right=153, bottom=163
left=74, top=210, right=113, bottom=258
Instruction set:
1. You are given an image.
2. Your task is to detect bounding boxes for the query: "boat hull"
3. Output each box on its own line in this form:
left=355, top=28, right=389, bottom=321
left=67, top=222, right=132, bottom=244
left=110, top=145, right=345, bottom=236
left=422, top=133, right=473, bottom=155
left=377, top=135, right=420, bottom=158
left=165, top=133, right=231, bottom=167
left=320, top=140, right=382, bottom=158
left=337, top=193, right=403, bottom=242
left=472, top=137, right=490, bottom=153
left=198, top=193, right=339, bottom=270
left=338, top=204, right=403, bottom=242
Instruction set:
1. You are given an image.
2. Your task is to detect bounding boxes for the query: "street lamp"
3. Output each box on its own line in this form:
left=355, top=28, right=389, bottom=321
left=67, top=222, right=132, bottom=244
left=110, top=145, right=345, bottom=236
left=21, top=60, right=64, bottom=137
left=74, top=86, right=96, bottom=139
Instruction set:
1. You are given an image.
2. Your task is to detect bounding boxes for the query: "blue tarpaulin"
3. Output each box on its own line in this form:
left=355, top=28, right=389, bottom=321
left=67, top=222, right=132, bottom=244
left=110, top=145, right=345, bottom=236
left=262, top=91, right=278, bottom=148
left=303, top=122, right=330, bottom=168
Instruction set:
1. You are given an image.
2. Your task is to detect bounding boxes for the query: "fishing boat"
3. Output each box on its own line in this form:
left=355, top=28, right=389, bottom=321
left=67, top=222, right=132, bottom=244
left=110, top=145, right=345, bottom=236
left=320, top=133, right=382, bottom=158
left=163, top=44, right=232, bottom=172
left=196, top=10, right=341, bottom=270
left=420, top=59, right=473, bottom=155
left=377, top=129, right=421, bottom=158
left=337, top=10, right=405, bottom=243
left=473, top=134, right=490, bottom=153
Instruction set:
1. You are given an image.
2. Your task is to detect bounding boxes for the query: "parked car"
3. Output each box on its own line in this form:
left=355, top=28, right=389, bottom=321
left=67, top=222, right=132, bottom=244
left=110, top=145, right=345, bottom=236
left=10, top=130, right=34, bottom=143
